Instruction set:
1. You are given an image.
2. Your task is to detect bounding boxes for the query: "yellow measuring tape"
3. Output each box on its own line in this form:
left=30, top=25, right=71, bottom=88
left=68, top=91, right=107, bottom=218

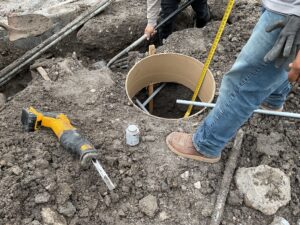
left=184, top=0, right=235, bottom=118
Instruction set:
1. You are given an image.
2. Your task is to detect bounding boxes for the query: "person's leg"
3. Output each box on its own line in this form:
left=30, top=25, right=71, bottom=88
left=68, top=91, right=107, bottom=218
left=191, top=0, right=210, bottom=28
left=191, top=9, right=289, bottom=158
left=159, top=0, right=179, bottom=40
left=261, top=79, right=291, bottom=110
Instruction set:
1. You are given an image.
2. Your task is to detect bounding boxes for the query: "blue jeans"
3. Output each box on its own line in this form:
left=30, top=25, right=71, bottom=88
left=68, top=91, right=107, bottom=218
left=192, top=9, right=291, bottom=158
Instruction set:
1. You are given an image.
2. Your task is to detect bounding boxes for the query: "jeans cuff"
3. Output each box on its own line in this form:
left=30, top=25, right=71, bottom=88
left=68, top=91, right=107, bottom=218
left=192, top=133, right=220, bottom=158
left=261, top=102, right=284, bottom=110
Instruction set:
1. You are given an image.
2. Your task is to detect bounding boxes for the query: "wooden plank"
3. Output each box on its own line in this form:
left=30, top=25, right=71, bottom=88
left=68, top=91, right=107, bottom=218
left=148, top=45, right=156, bottom=113
left=36, top=67, right=51, bottom=81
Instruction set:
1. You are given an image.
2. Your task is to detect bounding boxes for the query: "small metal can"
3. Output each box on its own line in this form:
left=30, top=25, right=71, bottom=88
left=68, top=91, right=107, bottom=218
left=126, top=125, right=140, bottom=146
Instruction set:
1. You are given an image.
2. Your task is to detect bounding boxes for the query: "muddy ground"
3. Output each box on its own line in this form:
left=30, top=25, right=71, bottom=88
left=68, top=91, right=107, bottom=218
left=0, top=0, right=300, bottom=225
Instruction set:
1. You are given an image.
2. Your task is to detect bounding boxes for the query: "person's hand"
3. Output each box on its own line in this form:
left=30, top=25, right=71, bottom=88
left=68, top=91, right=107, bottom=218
left=264, top=15, right=300, bottom=69
left=288, top=51, right=300, bottom=83
left=144, top=24, right=156, bottom=40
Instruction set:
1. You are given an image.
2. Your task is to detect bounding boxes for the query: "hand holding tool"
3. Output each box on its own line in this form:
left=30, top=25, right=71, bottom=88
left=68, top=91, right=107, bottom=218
left=107, top=0, right=196, bottom=67
left=21, top=107, right=115, bottom=190
left=264, top=15, right=300, bottom=68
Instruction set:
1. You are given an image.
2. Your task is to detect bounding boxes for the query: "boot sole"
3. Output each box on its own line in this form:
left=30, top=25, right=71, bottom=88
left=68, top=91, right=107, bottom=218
left=166, top=134, right=220, bottom=163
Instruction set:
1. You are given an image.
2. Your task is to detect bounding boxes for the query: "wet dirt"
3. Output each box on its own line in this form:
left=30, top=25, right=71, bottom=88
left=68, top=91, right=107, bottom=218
left=0, top=0, right=300, bottom=225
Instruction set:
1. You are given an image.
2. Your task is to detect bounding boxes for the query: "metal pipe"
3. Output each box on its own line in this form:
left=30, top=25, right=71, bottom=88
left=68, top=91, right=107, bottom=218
left=176, top=100, right=300, bottom=119
left=142, top=83, right=166, bottom=106
left=136, top=99, right=150, bottom=114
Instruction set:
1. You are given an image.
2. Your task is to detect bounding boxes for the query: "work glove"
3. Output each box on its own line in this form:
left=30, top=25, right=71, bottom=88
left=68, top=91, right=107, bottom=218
left=264, top=15, right=300, bottom=69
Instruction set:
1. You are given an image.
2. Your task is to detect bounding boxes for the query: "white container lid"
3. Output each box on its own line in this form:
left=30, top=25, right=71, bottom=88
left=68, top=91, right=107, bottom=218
left=128, top=125, right=138, bottom=132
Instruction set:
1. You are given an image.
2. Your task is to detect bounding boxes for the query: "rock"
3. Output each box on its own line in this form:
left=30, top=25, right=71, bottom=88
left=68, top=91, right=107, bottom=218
left=41, top=208, right=67, bottom=225
left=256, top=132, right=285, bottom=156
left=35, top=192, right=51, bottom=204
left=11, top=165, right=22, bottom=175
left=58, top=202, right=76, bottom=217
left=270, top=216, right=290, bottom=225
left=235, top=165, right=291, bottom=215
left=159, top=211, right=169, bottom=221
left=142, top=136, right=156, bottom=142
left=193, top=181, right=201, bottom=189
left=56, top=183, right=72, bottom=204
left=118, top=209, right=126, bottom=217
left=297, top=219, right=300, bottom=225
left=180, top=171, right=189, bottom=181
left=139, top=194, right=158, bottom=217
left=35, top=159, right=49, bottom=169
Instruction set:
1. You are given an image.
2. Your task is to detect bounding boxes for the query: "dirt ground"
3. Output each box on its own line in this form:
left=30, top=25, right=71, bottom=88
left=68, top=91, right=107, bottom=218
left=0, top=0, right=300, bottom=225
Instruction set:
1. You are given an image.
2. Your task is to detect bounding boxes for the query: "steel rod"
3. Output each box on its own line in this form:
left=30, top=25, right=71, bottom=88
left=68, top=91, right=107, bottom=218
left=142, top=83, right=166, bottom=106
left=136, top=99, right=150, bottom=114
left=176, top=100, right=300, bottom=119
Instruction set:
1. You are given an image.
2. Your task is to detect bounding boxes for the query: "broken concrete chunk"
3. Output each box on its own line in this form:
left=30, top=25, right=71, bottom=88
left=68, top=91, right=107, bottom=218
left=35, top=192, right=51, bottom=204
left=235, top=165, right=291, bottom=215
left=138, top=194, right=158, bottom=217
left=256, top=132, right=285, bottom=156
left=270, top=216, right=290, bottom=225
left=41, top=208, right=67, bottom=225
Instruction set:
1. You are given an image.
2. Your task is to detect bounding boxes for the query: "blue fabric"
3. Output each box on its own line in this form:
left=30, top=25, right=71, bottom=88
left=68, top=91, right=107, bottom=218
left=192, top=9, right=291, bottom=157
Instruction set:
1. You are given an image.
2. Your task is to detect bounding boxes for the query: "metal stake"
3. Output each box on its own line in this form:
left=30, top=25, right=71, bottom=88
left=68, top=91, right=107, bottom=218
left=136, top=83, right=166, bottom=113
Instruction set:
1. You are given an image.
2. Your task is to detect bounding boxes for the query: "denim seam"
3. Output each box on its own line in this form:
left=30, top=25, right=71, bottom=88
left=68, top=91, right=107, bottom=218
left=196, top=63, right=266, bottom=151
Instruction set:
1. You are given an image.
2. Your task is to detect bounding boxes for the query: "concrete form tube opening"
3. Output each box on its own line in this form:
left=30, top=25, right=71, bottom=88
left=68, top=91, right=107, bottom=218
left=126, top=53, right=216, bottom=120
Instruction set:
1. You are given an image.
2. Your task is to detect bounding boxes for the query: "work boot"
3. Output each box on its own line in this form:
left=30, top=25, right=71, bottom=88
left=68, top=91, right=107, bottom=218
left=166, top=132, right=220, bottom=163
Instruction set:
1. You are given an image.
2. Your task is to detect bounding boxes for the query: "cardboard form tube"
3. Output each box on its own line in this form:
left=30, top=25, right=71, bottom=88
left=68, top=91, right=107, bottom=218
left=126, top=53, right=216, bottom=120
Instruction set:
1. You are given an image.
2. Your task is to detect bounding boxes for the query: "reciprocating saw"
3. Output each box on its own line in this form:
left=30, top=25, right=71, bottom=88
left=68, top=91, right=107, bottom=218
left=21, top=106, right=115, bottom=190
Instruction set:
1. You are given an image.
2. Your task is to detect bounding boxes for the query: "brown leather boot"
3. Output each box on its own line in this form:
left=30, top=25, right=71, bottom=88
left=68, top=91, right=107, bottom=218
left=166, top=132, right=220, bottom=163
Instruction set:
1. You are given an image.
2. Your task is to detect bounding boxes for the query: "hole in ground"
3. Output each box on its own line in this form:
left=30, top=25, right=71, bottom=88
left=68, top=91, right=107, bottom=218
left=134, top=82, right=203, bottom=119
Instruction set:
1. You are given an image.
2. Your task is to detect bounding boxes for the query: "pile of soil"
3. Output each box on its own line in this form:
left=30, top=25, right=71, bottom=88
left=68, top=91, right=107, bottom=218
left=0, top=0, right=299, bottom=225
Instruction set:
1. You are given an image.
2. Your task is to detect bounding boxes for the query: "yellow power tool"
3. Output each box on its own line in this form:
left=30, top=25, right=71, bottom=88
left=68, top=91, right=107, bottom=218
left=21, top=107, right=115, bottom=190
